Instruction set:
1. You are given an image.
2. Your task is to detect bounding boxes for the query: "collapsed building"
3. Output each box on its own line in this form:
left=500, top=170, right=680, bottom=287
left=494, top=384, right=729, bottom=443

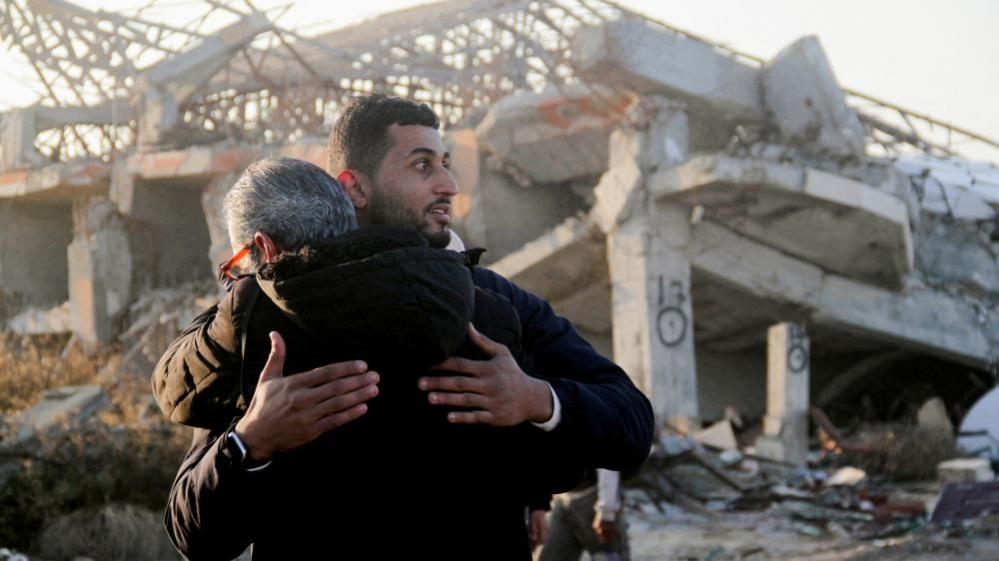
left=1, top=0, right=997, bottom=464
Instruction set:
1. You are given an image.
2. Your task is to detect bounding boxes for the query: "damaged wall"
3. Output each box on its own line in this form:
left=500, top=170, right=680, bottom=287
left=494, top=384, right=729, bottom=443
left=0, top=202, right=73, bottom=318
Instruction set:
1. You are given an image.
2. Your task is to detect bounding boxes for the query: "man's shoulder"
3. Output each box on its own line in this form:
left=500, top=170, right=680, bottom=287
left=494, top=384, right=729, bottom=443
left=471, top=266, right=525, bottom=298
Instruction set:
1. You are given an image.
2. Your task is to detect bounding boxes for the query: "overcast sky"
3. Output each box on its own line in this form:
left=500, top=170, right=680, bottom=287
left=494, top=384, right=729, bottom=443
left=1, top=0, right=996, bottom=160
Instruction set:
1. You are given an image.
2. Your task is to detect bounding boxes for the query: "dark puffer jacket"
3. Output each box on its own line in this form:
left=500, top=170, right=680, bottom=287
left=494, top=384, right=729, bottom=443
left=161, top=227, right=576, bottom=561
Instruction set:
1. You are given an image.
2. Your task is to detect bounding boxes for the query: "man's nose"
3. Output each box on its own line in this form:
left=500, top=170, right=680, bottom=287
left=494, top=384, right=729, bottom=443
left=435, top=167, right=459, bottom=196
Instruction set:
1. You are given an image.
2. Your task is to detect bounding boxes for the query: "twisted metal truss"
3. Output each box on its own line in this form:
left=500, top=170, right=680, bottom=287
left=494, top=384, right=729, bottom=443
left=0, top=0, right=250, bottom=160
left=1, top=0, right=997, bottom=167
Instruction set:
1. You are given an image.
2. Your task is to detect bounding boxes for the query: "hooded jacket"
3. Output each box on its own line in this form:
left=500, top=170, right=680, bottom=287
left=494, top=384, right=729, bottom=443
left=162, top=227, right=576, bottom=560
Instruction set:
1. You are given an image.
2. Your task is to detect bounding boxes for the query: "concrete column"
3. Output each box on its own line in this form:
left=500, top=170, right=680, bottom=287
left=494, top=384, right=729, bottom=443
left=759, top=322, right=811, bottom=465
left=598, top=99, right=695, bottom=432
left=68, top=197, right=132, bottom=348
left=608, top=207, right=699, bottom=432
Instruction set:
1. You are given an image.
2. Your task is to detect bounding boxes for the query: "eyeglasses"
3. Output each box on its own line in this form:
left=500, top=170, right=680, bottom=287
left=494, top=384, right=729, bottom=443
left=217, top=245, right=251, bottom=284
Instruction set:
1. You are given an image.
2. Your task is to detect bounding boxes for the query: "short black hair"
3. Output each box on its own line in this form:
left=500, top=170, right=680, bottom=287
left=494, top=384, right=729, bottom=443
left=327, top=94, right=441, bottom=178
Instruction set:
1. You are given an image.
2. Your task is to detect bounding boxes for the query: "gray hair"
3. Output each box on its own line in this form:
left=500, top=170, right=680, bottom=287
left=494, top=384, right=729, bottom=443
left=224, top=157, right=357, bottom=265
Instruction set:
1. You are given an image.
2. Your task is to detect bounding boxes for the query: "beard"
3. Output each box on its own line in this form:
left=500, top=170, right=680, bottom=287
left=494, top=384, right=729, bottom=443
left=366, top=192, right=452, bottom=249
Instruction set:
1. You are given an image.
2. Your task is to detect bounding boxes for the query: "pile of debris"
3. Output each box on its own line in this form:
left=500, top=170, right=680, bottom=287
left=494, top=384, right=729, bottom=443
left=629, top=403, right=999, bottom=548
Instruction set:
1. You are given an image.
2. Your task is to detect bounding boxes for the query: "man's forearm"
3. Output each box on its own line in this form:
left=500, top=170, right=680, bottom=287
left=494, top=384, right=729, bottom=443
left=165, top=429, right=256, bottom=561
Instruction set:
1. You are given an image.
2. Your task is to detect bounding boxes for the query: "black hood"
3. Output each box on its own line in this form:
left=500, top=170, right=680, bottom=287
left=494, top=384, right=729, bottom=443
left=256, top=227, right=474, bottom=370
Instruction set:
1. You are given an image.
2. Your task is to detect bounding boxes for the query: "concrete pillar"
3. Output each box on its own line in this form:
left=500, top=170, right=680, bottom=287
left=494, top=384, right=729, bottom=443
left=599, top=98, right=696, bottom=432
left=68, top=197, right=132, bottom=348
left=759, top=322, right=811, bottom=465
left=608, top=205, right=699, bottom=432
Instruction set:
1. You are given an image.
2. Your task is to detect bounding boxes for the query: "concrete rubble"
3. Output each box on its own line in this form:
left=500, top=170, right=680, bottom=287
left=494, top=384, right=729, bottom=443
left=8, top=385, right=109, bottom=443
left=0, top=1, right=997, bottom=557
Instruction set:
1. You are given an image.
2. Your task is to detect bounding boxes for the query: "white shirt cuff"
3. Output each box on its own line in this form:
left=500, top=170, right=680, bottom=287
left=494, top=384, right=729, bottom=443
left=595, top=469, right=621, bottom=519
left=530, top=382, right=562, bottom=432
left=245, top=459, right=273, bottom=472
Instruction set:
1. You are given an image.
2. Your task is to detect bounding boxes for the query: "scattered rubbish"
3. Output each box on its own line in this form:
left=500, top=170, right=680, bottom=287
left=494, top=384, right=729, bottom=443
left=826, top=466, right=867, bottom=487
left=695, top=419, right=739, bottom=451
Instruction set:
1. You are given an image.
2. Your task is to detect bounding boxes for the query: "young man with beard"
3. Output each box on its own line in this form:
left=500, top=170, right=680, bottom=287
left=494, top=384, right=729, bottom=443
left=154, top=96, right=653, bottom=560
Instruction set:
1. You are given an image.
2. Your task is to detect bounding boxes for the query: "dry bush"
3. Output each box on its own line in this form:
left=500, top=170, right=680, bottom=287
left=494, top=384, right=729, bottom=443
left=38, top=503, right=179, bottom=561
left=0, top=333, right=111, bottom=415
left=846, top=424, right=958, bottom=480
left=0, top=420, right=189, bottom=551
left=0, top=332, right=190, bottom=553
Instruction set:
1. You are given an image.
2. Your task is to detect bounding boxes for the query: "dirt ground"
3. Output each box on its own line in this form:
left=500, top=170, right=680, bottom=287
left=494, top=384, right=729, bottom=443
left=624, top=506, right=998, bottom=561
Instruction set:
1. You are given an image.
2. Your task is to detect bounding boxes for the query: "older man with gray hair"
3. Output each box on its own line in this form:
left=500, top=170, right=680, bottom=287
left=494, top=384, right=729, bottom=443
left=158, top=156, right=573, bottom=560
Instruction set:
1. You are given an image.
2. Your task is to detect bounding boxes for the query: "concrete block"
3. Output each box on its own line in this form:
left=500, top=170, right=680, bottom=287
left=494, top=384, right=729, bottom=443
left=474, top=85, right=631, bottom=184
left=13, top=385, right=109, bottom=442
left=573, top=17, right=763, bottom=123
left=754, top=436, right=786, bottom=463
left=695, top=419, right=738, bottom=451
left=762, top=36, right=866, bottom=158
left=938, top=458, right=995, bottom=484
left=917, top=397, right=954, bottom=435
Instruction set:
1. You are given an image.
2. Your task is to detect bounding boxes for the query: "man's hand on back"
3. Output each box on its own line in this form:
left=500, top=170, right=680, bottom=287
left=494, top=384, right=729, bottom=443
left=234, top=332, right=380, bottom=461
left=419, top=324, right=553, bottom=426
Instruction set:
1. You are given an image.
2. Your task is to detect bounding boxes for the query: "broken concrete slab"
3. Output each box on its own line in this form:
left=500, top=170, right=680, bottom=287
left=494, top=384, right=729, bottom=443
left=490, top=214, right=606, bottom=306
left=895, top=155, right=999, bottom=220
left=464, top=168, right=589, bottom=263
left=939, top=458, right=995, bottom=484
left=649, top=154, right=914, bottom=288
left=7, top=302, right=72, bottom=335
left=695, top=420, right=738, bottom=451
left=761, top=36, right=866, bottom=158
left=573, top=17, right=763, bottom=123
left=683, top=219, right=994, bottom=368
left=474, top=85, right=631, bottom=184
left=0, top=160, right=108, bottom=202
left=12, top=385, right=109, bottom=442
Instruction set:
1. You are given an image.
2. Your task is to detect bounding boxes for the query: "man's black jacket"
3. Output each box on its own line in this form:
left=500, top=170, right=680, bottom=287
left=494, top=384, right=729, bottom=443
left=154, top=229, right=655, bottom=560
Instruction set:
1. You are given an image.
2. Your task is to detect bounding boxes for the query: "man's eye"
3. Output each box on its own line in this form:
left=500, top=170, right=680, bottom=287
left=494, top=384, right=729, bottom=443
left=414, top=160, right=430, bottom=171
left=442, top=160, right=452, bottom=170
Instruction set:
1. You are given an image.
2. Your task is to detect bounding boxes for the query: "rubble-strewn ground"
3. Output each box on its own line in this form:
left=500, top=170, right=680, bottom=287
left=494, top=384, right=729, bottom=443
left=626, top=506, right=999, bottom=561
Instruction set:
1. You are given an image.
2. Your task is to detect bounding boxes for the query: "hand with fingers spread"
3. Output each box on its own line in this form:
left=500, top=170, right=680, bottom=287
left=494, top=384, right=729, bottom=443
left=419, top=323, right=553, bottom=426
left=234, top=331, right=380, bottom=461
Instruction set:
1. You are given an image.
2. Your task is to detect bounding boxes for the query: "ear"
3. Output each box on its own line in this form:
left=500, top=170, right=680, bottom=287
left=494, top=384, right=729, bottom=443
left=337, top=169, right=369, bottom=210
left=253, top=231, right=281, bottom=263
